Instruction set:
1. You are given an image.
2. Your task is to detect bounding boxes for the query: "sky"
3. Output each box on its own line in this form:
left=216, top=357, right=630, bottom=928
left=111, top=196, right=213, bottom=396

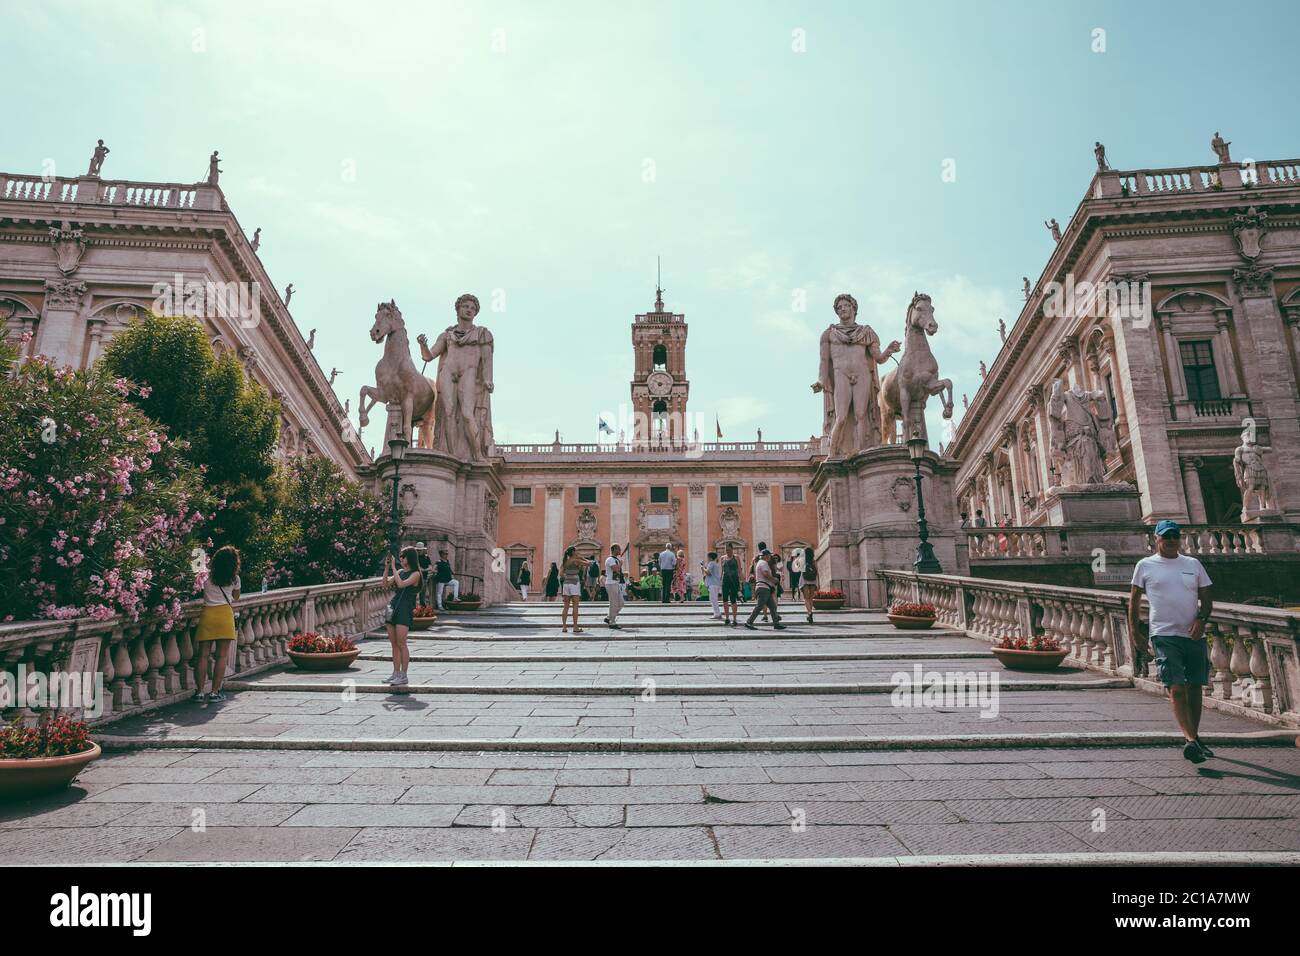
left=4, top=0, right=1299, bottom=449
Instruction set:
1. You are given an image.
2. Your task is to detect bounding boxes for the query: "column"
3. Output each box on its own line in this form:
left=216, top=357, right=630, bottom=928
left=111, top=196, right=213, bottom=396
left=543, top=484, right=564, bottom=572
left=84, top=317, right=106, bottom=366
left=688, top=484, right=707, bottom=570
left=1213, top=313, right=1241, bottom=395
left=751, top=482, right=773, bottom=550
left=610, top=484, right=629, bottom=550
left=982, top=453, right=997, bottom=522
left=1157, top=315, right=1187, bottom=401
left=34, top=279, right=88, bottom=366
left=1181, top=458, right=1208, bottom=524
left=1004, top=424, right=1024, bottom=524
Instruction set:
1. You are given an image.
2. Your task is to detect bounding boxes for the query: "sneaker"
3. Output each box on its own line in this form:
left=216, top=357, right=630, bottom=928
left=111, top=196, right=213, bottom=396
left=773, top=624, right=786, bottom=630
left=382, top=673, right=399, bottom=684
left=208, top=691, right=225, bottom=703
left=390, top=673, right=408, bottom=687
left=806, top=613, right=813, bottom=624
left=1182, top=740, right=1207, bottom=764
left=744, top=623, right=756, bottom=630
left=192, top=691, right=207, bottom=702
left=1195, top=739, right=1216, bottom=758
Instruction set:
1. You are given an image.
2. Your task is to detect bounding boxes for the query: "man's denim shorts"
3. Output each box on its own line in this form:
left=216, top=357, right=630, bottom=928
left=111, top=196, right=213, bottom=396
left=1152, top=634, right=1210, bottom=687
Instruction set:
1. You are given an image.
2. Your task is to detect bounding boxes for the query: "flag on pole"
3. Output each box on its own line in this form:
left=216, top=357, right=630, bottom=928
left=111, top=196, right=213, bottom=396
left=715, top=415, right=722, bottom=439
left=598, top=417, right=614, bottom=436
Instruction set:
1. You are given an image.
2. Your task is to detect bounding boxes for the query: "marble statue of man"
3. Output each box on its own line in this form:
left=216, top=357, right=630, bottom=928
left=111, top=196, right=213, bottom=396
left=1047, top=379, right=1110, bottom=486
left=811, top=293, right=900, bottom=457
left=418, top=293, right=495, bottom=461
left=1094, top=141, right=1109, bottom=172
left=207, top=150, right=221, bottom=186
left=1233, top=428, right=1274, bottom=520
left=1211, top=131, right=1232, bottom=165
left=87, top=139, right=110, bottom=177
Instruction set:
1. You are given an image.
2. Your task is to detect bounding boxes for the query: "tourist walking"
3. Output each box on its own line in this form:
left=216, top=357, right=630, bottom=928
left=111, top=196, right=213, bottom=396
left=544, top=562, right=560, bottom=601
left=604, top=544, right=626, bottom=630
left=671, top=548, right=688, bottom=601
left=560, top=546, right=587, bottom=634
left=658, top=543, right=676, bottom=603
left=788, top=548, right=803, bottom=594
left=194, top=545, right=241, bottom=702
left=585, top=555, right=601, bottom=600
left=1128, top=520, right=1215, bottom=763
left=517, top=559, right=531, bottom=601
left=799, top=546, right=820, bottom=624
left=382, top=547, right=423, bottom=687
left=770, top=551, right=784, bottom=603
left=744, top=547, right=784, bottom=630
left=720, top=544, right=741, bottom=626
left=433, top=547, right=460, bottom=610
left=703, top=551, right=722, bottom=619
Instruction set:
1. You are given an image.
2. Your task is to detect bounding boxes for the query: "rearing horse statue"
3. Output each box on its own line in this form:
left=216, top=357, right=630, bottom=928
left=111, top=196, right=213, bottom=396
left=879, top=292, right=954, bottom=445
left=358, top=300, right=435, bottom=446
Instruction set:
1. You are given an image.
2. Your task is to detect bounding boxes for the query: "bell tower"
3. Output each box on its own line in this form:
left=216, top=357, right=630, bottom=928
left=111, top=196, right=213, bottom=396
left=631, top=273, right=688, bottom=445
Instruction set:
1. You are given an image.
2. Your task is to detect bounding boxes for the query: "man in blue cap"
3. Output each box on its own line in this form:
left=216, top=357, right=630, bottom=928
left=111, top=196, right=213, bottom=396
left=1128, top=519, right=1215, bottom=763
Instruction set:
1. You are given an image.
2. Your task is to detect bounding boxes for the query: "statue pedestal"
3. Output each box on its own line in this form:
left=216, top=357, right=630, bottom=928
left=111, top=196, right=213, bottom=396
left=1043, top=485, right=1142, bottom=525
left=380, top=449, right=510, bottom=606
left=811, top=444, right=967, bottom=609
left=1242, top=508, right=1283, bottom=524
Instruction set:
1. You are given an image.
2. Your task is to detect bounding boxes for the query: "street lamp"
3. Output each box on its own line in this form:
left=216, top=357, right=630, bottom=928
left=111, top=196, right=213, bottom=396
left=387, top=430, right=408, bottom=558
left=907, top=432, right=943, bottom=574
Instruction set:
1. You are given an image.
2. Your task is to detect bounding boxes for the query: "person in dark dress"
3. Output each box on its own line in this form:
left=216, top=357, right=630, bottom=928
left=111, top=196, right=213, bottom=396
left=544, top=562, right=560, bottom=601
left=382, top=547, right=422, bottom=687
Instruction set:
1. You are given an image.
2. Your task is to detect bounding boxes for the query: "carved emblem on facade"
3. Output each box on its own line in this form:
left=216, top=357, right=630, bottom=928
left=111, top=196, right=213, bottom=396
left=484, top=493, right=499, bottom=536
left=890, top=476, right=915, bottom=512
left=689, top=483, right=705, bottom=497
left=546, top=484, right=564, bottom=498
left=718, top=506, right=741, bottom=539
left=636, top=496, right=680, bottom=537
left=576, top=507, right=598, bottom=543
left=611, top=483, right=628, bottom=498
left=49, top=221, right=87, bottom=276
left=817, top=492, right=832, bottom=535
left=754, top=482, right=769, bottom=496
left=1231, top=206, right=1267, bottom=262
left=43, top=278, right=87, bottom=310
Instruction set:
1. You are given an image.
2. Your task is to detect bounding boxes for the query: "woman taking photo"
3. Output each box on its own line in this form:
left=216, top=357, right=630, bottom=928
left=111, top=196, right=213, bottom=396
left=544, top=562, right=560, bottom=602
left=382, top=547, right=423, bottom=686
left=560, top=546, right=587, bottom=634
left=195, top=545, right=241, bottom=702
left=799, top=546, right=820, bottom=624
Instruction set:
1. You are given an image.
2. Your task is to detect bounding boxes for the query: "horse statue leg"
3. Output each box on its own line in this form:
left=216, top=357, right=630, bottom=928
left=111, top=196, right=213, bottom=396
left=358, top=384, right=383, bottom=428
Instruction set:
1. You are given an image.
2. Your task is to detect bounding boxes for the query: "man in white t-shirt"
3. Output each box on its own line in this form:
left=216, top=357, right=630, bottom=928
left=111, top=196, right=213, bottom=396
left=604, top=544, right=626, bottom=630
left=1129, top=519, right=1215, bottom=764
left=658, top=544, right=676, bottom=604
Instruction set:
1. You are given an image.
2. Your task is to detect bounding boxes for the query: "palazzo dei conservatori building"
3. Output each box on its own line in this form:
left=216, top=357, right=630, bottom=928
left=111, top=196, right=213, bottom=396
left=4, top=137, right=1299, bottom=604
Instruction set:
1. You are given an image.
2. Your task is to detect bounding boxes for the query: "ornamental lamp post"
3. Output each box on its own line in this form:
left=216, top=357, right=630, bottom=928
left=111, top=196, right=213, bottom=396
left=907, top=431, right=943, bottom=574
left=387, top=425, right=408, bottom=559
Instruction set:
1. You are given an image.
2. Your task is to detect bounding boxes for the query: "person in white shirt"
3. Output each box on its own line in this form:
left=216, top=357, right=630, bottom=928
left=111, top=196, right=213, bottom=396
left=744, top=548, right=785, bottom=630
left=1129, top=519, right=1215, bottom=764
left=658, top=544, right=676, bottom=604
left=603, top=544, right=626, bottom=630
left=703, top=552, right=722, bottom=619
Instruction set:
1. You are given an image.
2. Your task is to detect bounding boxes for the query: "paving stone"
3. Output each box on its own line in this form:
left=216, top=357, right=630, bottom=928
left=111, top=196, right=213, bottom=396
left=796, top=801, right=961, bottom=826
left=453, top=804, right=624, bottom=828
left=138, top=826, right=358, bottom=862
left=399, top=785, right=554, bottom=805
left=283, top=804, right=462, bottom=827
left=1099, top=794, right=1300, bottom=820
left=85, top=783, right=263, bottom=803
left=713, top=824, right=911, bottom=860
left=943, top=797, right=1128, bottom=823
left=626, top=802, right=794, bottom=827
left=552, top=785, right=704, bottom=805
left=338, top=827, right=535, bottom=862
left=0, top=826, right=183, bottom=863
left=110, top=803, right=304, bottom=827
left=244, top=785, right=410, bottom=804
left=888, top=822, right=1095, bottom=855
left=529, top=826, right=717, bottom=861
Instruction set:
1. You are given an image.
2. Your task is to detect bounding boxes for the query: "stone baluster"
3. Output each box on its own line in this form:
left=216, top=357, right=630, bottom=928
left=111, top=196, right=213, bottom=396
left=1228, top=625, right=1252, bottom=705
left=1247, top=632, right=1273, bottom=713
left=96, top=641, right=116, bottom=720
left=1209, top=623, right=1233, bottom=699
left=111, top=633, right=134, bottom=708
left=145, top=628, right=166, bottom=698
left=160, top=627, right=181, bottom=695
left=129, top=632, right=151, bottom=704
left=177, top=624, right=196, bottom=689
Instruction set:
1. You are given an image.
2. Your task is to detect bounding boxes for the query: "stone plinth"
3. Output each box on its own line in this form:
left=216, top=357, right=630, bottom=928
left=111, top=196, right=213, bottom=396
left=378, top=449, right=510, bottom=606
left=811, top=444, right=967, bottom=609
left=1043, top=485, right=1142, bottom=525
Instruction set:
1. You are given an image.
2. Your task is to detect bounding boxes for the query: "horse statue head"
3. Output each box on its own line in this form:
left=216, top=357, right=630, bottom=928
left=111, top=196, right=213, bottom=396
left=370, top=299, right=404, bottom=343
left=906, top=291, right=937, bottom=336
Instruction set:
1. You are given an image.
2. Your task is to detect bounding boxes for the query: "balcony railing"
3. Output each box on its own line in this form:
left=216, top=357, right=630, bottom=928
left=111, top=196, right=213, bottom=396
left=0, top=577, right=391, bottom=725
left=0, top=172, right=223, bottom=211
left=494, top=439, right=822, bottom=458
left=883, top=570, right=1300, bottom=726
left=966, top=524, right=1278, bottom=559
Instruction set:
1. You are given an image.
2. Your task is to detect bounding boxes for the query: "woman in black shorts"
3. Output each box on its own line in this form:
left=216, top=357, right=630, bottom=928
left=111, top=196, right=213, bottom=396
left=720, top=543, right=741, bottom=626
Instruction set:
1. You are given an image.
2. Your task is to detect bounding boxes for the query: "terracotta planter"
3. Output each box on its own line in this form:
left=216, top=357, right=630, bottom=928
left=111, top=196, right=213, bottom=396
left=444, top=600, right=481, bottom=611
left=990, top=646, right=1070, bottom=671
left=411, top=615, right=437, bottom=630
left=0, top=743, right=102, bottom=801
left=287, top=648, right=361, bottom=671
left=888, top=613, right=936, bottom=630
left=812, top=598, right=845, bottom=610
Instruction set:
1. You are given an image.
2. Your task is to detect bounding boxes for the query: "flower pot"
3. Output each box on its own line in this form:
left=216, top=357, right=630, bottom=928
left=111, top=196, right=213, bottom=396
left=0, top=743, right=102, bottom=801
left=990, top=647, right=1070, bottom=671
left=287, top=648, right=361, bottom=671
left=888, top=613, right=936, bottom=630
left=411, top=615, right=437, bottom=630
left=812, top=598, right=845, bottom=610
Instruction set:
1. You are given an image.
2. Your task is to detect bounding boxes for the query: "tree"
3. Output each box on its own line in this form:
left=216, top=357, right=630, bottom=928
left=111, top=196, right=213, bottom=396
left=0, top=343, right=214, bottom=624
left=265, top=456, right=386, bottom=588
left=102, top=314, right=281, bottom=583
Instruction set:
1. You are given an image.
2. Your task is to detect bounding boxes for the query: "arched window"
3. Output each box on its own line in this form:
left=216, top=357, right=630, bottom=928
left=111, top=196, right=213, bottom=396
left=652, top=399, right=668, bottom=434
left=652, top=344, right=667, bottom=370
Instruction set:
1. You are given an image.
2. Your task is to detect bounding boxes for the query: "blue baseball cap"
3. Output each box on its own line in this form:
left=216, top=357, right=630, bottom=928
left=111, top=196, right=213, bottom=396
left=1154, top=519, right=1181, bottom=538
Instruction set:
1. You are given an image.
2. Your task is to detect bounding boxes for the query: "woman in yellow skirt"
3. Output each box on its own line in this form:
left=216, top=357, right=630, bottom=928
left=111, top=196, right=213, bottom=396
left=195, top=545, right=241, bottom=702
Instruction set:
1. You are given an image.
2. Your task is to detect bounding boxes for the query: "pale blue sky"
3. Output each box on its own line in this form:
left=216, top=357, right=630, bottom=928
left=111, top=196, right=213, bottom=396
left=4, top=0, right=1298, bottom=447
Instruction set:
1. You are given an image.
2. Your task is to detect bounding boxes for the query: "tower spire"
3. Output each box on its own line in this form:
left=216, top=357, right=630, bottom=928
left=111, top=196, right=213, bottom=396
left=654, top=256, right=664, bottom=312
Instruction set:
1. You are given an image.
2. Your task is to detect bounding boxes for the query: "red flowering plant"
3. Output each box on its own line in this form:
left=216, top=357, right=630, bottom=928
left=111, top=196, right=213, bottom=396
left=0, top=338, right=215, bottom=627
left=890, top=601, right=937, bottom=618
left=414, top=605, right=435, bottom=617
left=996, top=635, right=1063, bottom=652
left=287, top=632, right=358, bottom=654
left=813, top=589, right=845, bottom=599
left=453, top=593, right=482, bottom=603
left=0, top=714, right=94, bottom=759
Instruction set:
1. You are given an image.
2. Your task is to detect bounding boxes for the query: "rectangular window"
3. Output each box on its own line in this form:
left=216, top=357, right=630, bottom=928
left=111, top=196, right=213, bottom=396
left=650, top=486, right=669, bottom=503
left=512, top=487, right=533, bottom=506
left=719, top=485, right=739, bottom=503
left=1179, top=340, right=1222, bottom=403
left=782, top=484, right=804, bottom=503
left=577, top=486, right=597, bottom=504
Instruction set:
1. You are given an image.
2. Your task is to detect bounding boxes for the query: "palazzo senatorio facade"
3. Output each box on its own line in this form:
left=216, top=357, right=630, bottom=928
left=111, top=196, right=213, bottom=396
left=0, top=162, right=368, bottom=476
left=492, top=290, right=821, bottom=585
